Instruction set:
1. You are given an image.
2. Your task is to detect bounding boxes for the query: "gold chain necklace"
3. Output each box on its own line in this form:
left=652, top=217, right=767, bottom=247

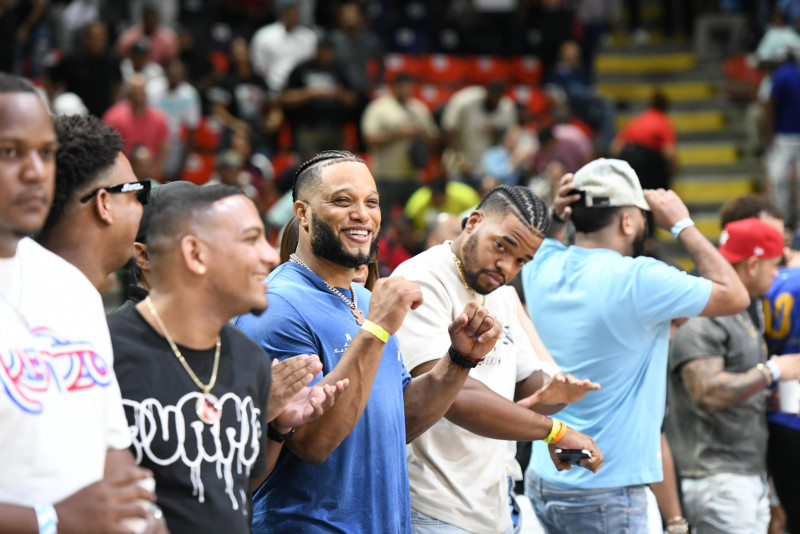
left=452, top=252, right=486, bottom=306
left=145, top=296, right=223, bottom=425
left=290, top=253, right=365, bottom=325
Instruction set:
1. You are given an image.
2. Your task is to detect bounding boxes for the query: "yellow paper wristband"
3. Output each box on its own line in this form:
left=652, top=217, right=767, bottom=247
left=543, top=418, right=563, bottom=444
left=361, top=319, right=389, bottom=343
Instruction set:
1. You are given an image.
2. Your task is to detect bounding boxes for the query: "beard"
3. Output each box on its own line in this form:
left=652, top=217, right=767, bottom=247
left=461, top=232, right=505, bottom=295
left=632, top=226, right=647, bottom=258
left=310, top=211, right=378, bottom=268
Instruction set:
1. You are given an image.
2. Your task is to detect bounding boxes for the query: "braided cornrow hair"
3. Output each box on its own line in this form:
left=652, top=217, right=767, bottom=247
left=292, top=150, right=366, bottom=202
left=476, top=185, right=550, bottom=237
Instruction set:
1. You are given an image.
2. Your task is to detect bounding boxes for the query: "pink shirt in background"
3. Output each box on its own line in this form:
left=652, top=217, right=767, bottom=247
left=102, top=101, right=169, bottom=159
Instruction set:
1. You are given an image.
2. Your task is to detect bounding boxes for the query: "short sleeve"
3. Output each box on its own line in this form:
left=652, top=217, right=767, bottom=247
left=509, top=313, right=539, bottom=382
left=235, top=293, right=323, bottom=385
left=632, top=259, right=713, bottom=326
left=105, top=378, right=134, bottom=450
left=88, top=292, right=132, bottom=450
left=669, top=316, right=727, bottom=372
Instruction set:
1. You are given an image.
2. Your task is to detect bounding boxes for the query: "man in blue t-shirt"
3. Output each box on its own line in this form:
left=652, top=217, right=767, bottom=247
left=521, top=158, right=750, bottom=534
left=236, top=150, right=503, bottom=533
left=764, top=230, right=800, bottom=534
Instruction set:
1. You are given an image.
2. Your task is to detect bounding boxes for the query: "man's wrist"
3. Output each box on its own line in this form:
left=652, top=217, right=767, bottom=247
left=361, top=319, right=389, bottom=343
left=448, top=345, right=484, bottom=369
left=268, top=423, right=295, bottom=442
left=543, top=418, right=568, bottom=444
left=666, top=516, right=689, bottom=533
left=670, top=217, right=695, bottom=239
left=756, top=363, right=774, bottom=387
left=550, top=207, right=567, bottom=224
left=34, top=504, right=58, bottom=534
left=765, top=359, right=781, bottom=383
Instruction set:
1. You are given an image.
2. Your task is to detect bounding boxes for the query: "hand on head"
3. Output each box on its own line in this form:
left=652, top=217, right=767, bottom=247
left=643, top=189, right=690, bottom=231
left=553, top=173, right=580, bottom=222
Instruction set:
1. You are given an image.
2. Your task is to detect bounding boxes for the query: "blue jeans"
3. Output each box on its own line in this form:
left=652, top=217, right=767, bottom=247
left=410, top=508, right=515, bottom=534
left=525, top=472, right=649, bottom=534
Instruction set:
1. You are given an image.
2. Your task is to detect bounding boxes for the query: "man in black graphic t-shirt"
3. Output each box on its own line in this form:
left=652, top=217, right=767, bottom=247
left=109, top=184, right=347, bottom=533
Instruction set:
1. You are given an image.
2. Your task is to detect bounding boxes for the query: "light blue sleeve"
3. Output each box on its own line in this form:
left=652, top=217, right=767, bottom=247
left=632, top=259, right=713, bottom=326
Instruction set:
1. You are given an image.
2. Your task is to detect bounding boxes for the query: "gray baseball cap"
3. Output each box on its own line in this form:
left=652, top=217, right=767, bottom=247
left=572, top=158, right=650, bottom=211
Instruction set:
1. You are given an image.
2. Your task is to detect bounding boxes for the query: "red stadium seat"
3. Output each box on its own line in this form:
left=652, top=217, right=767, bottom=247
left=383, top=53, right=424, bottom=83
left=510, top=85, right=548, bottom=115
left=510, top=55, right=543, bottom=86
left=420, top=54, right=468, bottom=86
left=415, top=83, right=455, bottom=112
left=469, top=55, right=512, bottom=85
left=182, top=152, right=215, bottom=184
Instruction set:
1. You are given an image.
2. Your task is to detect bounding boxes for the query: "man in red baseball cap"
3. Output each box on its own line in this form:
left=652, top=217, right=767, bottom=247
left=666, top=216, right=800, bottom=534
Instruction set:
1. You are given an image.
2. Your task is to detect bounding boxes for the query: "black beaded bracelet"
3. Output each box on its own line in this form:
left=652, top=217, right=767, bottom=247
left=448, top=345, right=484, bottom=369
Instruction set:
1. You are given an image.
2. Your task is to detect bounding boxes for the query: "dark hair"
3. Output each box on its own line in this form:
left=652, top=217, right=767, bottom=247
left=477, top=185, right=549, bottom=236
left=0, top=73, right=37, bottom=94
left=292, top=150, right=365, bottom=202
left=719, top=194, right=783, bottom=228
left=571, top=206, right=622, bottom=233
left=37, top=114, right=124, bottom=242
left=429, top=178, right=448, bottom=194
left=537, top=127, right=554, bottom=146
left=650, top=91, right=669, bottom=112
left=147, top=184, right=244, bottom=262
left=136, top=181, right=196, bottom=243
left=279, top=217, right=300, bottom=264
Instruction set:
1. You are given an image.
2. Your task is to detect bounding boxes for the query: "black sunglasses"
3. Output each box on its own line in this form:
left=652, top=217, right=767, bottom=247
left=80, top=180, right=151, bottom=205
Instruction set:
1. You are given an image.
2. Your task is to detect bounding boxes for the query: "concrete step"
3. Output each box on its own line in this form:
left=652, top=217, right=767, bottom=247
left=655, top=212, right=722, bottom=243
left=598, top=81, right=716, bottom=102
left=596, top=52, right=695, bottom=74
left=672, top=175, right=756, bottom=205
left=598, top=69, right=725, bottom=84
left=616, top=110, right=727, bottom=134
left=675, top=159, right=763, bottom=178
left=677, top=143, right=739, bottom=166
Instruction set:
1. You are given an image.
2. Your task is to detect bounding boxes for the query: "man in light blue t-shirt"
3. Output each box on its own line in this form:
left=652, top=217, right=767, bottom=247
left=521, top=158, right=750, bottom=534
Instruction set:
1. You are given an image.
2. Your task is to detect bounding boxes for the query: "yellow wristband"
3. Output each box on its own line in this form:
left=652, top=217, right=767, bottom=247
left=543, top=418, right=563, bottom=444
left=361, top=319, right=389, bottom=343
left=552, top=421, right=568, bottom=443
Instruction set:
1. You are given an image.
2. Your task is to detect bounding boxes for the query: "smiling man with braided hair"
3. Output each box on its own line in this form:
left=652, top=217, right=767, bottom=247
left=236, top=150, right=503, bottom=533
left=392, top=184, right=603, bottom=534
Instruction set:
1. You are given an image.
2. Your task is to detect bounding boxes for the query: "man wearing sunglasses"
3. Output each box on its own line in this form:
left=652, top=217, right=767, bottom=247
left=37, top=114, right=148, bottom=291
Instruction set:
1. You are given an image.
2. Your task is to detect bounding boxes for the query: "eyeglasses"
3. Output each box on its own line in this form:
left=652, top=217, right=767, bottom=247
left=80, top=180, right=151, bottom=205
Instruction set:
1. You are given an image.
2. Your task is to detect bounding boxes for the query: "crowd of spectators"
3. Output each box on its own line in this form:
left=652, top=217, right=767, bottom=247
left=4, top=1, right=800, bottom=533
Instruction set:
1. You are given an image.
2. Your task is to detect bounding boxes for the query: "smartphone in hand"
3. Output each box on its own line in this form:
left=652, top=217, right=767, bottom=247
left=555, top=448, right=592, bottom=465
